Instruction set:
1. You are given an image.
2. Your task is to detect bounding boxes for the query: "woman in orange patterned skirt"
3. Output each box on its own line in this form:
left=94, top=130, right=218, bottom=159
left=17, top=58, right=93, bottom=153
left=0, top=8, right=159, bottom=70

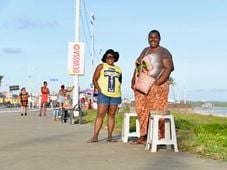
left=131, top=30, right=174, bottom=144
left=18, top=87, right=30, bottom=116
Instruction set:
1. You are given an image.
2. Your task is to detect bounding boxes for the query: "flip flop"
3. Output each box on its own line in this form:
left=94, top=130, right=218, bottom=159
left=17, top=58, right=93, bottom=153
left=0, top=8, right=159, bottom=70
left=129, top=139, right=146, bottom=145
left=87, top=138, right=98, bottom=143
left=129, top=140, right=142, bottom=145
left=107, top=138, right=118, bottom=142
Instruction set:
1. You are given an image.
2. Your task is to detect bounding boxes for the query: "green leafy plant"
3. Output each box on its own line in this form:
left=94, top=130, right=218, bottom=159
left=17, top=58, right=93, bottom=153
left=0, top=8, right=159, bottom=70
left=136, top=61, right=149, bottom=73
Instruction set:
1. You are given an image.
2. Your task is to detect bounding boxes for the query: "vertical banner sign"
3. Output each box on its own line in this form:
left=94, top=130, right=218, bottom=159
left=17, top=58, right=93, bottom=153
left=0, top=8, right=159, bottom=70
left=68, top=42, right=85, bottom=75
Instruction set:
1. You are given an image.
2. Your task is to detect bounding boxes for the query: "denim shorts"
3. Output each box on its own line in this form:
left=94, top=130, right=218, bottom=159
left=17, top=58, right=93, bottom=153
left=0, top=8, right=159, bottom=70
left=98, top=92, right=121, bottom=106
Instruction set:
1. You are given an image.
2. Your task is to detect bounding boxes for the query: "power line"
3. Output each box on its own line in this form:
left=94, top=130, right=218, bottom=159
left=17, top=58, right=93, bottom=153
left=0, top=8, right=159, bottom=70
left=80, top=9, right=92, bottom=56
left=82, top=0, right=92, bottom=38
left=80, top=0, right=97, bottom=60
left=80, top=0, right=96, bottom=74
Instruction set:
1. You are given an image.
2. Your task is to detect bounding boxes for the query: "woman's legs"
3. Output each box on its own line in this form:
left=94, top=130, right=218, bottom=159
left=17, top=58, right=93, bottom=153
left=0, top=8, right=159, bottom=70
left=43, top=102, right=47, bottom=116
left=148, top=82, right=170, bottom=139
left=89, top=104, right=108, bottom=141
left=107, top=105, right=118, bottom=140
left=20, top=106, right=25, bottom=116
left=24, top=106, right=27, bottom=115
left=39, top=102, right=43, bottom=116
left=135, top=91, right=150, bottom=138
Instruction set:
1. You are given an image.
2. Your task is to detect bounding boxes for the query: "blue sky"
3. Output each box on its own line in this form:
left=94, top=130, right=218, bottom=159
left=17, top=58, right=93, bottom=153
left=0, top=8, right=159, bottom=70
left=1, top=0, right=227, bottom=101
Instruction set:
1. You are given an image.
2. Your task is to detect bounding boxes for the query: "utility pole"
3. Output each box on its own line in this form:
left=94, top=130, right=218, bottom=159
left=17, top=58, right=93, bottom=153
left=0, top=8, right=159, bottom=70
left=89, top=12, right=95, bottom=76
left=73, top=0, right=80, bottom=107
left=88, top=12, right=95, bottom=107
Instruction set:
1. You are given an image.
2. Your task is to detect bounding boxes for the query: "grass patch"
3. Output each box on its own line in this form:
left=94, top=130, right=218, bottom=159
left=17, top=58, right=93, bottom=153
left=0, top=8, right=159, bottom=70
left=83, top=109, right=227, bottom=161
left=83, top=109, right=124, bottom=132
left=172, top=111, right=227, bottom=161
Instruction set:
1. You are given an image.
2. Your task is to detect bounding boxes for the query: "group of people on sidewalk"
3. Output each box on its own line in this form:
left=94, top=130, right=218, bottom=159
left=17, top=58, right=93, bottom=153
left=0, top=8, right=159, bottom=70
left=17, top=29, right=174, bottom=145
left=88, top=29, right=174, bottom=144
left=18, top=81, right=74, bottom=118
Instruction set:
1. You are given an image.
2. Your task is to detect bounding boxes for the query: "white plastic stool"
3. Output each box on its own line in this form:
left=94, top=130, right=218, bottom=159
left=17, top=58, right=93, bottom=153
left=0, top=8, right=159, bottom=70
left=121, top=112, right=140, bottom=143
left=146, top=114, right=178, bottom=152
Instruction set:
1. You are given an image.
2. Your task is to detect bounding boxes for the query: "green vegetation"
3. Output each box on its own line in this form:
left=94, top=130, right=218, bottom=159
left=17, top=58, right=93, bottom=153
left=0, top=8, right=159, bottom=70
left=173, top=112, right=227, bottom=161
left=83, top=108, right=227, bottom=161
left=186, top=101, right=227, bottom=108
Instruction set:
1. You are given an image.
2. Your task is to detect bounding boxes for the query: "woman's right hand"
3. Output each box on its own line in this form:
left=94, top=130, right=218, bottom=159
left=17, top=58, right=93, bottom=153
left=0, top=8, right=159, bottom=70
left=96, top=87, right=101, bottom=93
left=136, top=59, right=142, bottom=65
left=131, top=84, right=134, bottom=90
left=131, top=79, right=136, bottom=91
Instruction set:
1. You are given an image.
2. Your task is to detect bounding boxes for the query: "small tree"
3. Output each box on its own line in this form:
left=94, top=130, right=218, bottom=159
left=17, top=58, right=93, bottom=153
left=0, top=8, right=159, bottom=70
left=169, top=77, right=176, bottom=103
left=0, top=75, right=3, bottom=87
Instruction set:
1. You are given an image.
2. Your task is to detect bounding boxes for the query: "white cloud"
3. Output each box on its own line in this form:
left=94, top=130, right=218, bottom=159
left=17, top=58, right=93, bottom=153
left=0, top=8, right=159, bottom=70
left=2, top=48, right=22, bottom=54
left=6, top=17, right=60, bottom=30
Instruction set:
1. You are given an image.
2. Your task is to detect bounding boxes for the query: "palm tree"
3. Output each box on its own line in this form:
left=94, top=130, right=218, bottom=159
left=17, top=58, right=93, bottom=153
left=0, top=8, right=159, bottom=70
left=0, top=75, right=3, bottom=87
left=169, top=77, right=176, bottom=103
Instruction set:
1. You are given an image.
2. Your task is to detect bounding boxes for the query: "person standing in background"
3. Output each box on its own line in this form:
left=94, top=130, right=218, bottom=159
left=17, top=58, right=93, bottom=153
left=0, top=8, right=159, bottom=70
left=39, top=81, right=50, bottom=116
left=57, top=85, right=74, bottom=108
left=18, top=87, right=30, bottom=116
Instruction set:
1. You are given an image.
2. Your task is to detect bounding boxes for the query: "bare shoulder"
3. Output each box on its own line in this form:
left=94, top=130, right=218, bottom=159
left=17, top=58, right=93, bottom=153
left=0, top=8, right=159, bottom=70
left=94, top=63, right=103, bottom=72
left=96, top=63, right=103, bottom=69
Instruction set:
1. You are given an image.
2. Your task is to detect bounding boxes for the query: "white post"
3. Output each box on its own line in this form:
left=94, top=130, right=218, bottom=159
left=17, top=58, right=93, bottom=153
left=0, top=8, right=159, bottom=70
left=73, top=0, right=80, bottom=107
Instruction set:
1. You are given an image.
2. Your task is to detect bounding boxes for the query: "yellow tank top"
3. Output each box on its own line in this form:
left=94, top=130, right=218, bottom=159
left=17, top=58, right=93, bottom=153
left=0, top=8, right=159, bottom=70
left=98, top=63, right=122, bottom=97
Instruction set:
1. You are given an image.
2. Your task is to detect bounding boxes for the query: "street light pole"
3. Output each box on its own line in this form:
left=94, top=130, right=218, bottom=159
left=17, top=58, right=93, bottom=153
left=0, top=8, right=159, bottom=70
left=89, top=12, right=95, bottom=76
left=72, top=0, right=80, bottom=107
left=88, top=12, right=95, bottom=106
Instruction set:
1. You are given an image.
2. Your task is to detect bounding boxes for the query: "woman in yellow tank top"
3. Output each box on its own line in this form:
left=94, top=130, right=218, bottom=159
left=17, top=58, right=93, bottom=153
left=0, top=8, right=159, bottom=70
left=88, top=49, right=122, bottom=143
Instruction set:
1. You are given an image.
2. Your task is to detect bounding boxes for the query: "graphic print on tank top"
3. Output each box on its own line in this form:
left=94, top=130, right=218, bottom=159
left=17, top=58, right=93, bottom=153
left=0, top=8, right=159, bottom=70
left=143, top=54, right=162, bottom=78
left=104, top=67, right=120, bottom=93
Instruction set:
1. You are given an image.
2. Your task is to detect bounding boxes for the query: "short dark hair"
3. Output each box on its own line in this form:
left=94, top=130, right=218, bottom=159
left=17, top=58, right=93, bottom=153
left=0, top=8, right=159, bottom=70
left=101, top=49, right=119, bottom=62
left=148, top=30, right=161, bottom=40
left=61, top=85, right=65, bottom=89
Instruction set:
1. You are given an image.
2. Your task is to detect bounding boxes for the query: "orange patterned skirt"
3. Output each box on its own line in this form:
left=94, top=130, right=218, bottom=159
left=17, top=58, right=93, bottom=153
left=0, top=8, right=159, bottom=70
left=135, top=81, right=170, bottom=137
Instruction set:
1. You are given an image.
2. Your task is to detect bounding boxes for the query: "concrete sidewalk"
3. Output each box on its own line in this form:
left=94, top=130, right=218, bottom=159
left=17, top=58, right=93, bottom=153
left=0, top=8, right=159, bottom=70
left=0, top=110, right=227, bottom=170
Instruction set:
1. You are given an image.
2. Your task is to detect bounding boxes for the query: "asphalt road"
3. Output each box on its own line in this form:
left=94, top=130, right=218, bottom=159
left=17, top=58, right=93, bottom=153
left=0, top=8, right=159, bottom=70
left=0, top=109, right=227, bottom=170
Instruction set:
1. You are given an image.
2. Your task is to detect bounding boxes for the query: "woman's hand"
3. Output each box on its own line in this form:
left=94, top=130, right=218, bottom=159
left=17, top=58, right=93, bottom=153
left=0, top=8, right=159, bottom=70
left=131, top=83, right=135, bottom=90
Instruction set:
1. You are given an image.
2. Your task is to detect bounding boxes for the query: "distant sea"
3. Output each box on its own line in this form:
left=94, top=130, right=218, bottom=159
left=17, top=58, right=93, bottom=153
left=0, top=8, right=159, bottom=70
left=193, top=107, right=227, bottom=117
left=186, top=89, right=227, bottom=102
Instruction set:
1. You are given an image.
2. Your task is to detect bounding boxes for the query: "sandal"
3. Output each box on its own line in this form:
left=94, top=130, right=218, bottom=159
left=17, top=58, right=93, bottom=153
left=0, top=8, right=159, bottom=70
left=130, top=139, right=146, bottom=145
left=87, top=138, right=98, bottom=143
left=107, top=138, right=117, bottom=142
left=129, top=136, right=147, bottom=145
left=129, top=140, right=142, bottom=144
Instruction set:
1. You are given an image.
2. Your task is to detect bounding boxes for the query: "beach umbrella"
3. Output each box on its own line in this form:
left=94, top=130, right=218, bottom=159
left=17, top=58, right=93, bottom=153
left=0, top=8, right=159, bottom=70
left=80, top=88, right=98, bottom=95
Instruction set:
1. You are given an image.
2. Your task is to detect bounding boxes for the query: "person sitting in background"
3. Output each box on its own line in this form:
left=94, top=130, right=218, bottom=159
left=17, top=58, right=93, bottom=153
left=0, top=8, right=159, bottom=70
left=52, top=102, right=60, bottom=121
